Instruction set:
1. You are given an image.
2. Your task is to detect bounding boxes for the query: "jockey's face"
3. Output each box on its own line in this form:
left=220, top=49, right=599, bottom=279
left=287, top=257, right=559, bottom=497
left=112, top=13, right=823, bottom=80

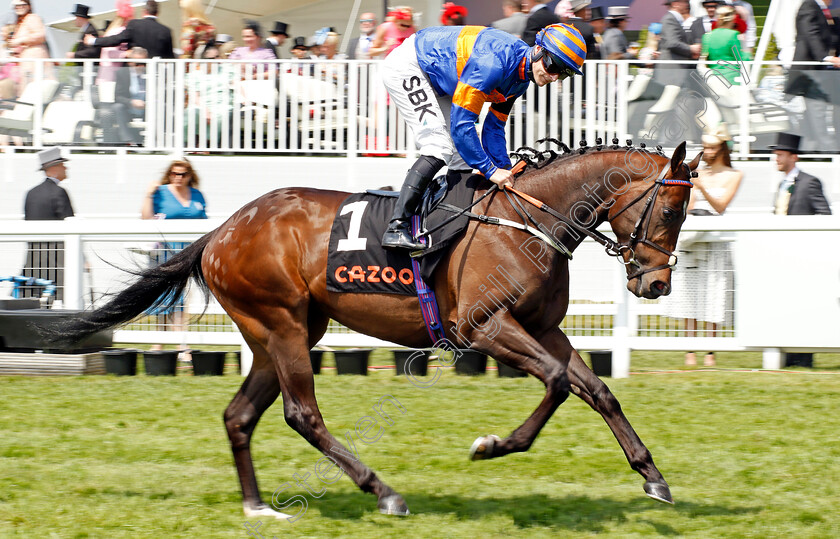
left=533, top=57, right=560, bottom=87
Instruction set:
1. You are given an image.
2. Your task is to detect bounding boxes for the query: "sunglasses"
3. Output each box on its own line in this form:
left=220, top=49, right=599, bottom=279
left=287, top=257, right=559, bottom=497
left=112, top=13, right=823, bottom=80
left=398, top=23, right=411, bottom=29
left=360, top=18, right=375, bottom=23
left=170, top=171, right=189, bottom=177
left=542, top=53, right=575, bottom=80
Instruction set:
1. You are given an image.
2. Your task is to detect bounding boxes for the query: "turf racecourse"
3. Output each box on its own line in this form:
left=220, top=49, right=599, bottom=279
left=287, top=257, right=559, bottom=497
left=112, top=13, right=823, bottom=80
left=3, top=352, right=840, bottom=538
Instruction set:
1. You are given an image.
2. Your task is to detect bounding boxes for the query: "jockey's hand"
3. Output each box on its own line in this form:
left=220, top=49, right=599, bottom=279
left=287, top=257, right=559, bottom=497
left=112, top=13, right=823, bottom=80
left=489, top=168, right=514, bottom=189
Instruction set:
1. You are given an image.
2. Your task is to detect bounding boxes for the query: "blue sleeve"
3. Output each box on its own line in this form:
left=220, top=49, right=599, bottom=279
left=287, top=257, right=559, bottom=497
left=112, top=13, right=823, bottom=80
left=450, top=105, right=497, bottom=177
left=152, top=188, right=163, bottom=216
left=193, top=189, right=208, bottom=218
left=481, top=97, right=516, bottom=170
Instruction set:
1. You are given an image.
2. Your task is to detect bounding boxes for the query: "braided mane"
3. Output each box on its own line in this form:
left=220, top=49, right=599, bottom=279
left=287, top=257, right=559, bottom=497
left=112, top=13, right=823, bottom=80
left=510, top=137, right=667, bottom=172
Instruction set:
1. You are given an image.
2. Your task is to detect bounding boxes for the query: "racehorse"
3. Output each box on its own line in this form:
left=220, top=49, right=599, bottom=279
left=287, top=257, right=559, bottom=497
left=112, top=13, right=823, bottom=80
left=47, top=140, right=700, bottom=519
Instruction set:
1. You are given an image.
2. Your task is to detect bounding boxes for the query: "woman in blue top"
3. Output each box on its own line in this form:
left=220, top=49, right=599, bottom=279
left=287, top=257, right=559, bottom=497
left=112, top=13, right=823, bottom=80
left=141, top=158, right=207, bottom=348
left=142, top=158, right=207, bottom=220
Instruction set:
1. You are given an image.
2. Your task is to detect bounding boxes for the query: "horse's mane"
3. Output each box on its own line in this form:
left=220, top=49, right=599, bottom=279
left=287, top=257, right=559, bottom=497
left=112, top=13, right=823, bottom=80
left=510, top=138, right=668, bottom=176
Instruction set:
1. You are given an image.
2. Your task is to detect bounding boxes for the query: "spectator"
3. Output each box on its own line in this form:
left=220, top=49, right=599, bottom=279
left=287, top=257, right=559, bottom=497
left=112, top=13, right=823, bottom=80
left=141, top=158, right=207, bottom=354
left=522, top=0, right=559, bottom=46
left=492, top=1, right=528, bottom=39
left=264, top=21, right=288, bottom=59
left=68, top=4, right=100, bottom=61
left=86, top=0, right=174, bottom=59
left=727, top=0, right=756, bottom=53
left=290, top=36, right=309, bottom=60
left=601, top=7, right=636, bottom=60
left=179, top=0, right=216, bottom=59
left=347, top=13, right=377, bottom=59
left=97, top=0, right=134, bottom=83
left=215, top=34, right=235, bottom=58
left=588, top=6, right=605, bottom=48
left=664, top=124, right=742, bottom=367
left=8, top=0, right=50, bottom=95
left=771, top=132, right=832, bottom=215
left=785, top=0, right=840, bottom=153
left=701, top=5, right=750, bottom=86
left=441, top=2, right=468, bottom=26
left=369, top=7, right=415, bottom=58
left=111, top=46, right=148, bottom=144
left=690, top=0, right=720, bottom=46
left=185, top=44, right=234, bottom=145
left=319, top=32, right=345, bottom=60
left=21, top=148, right=74, bottom=302
left=379, top=24, right=586, bottom=250
left=567, top=0, right=599, bottom=60
left=228, top=20, right=276, bottom=79
left=656, top=0, right=701, bottom=87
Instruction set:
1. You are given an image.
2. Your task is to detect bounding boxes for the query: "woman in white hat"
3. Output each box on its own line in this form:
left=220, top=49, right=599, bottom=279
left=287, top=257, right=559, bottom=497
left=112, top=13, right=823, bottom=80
left=663, top=124, right=743, bottom=367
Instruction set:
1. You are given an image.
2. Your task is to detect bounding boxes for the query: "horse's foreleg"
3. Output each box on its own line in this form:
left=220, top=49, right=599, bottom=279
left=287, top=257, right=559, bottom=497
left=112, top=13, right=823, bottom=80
left=566, top=353, right=673, bottom=504
left=465, top=322, right=570, bottom=460
left=223, top=336, right=285, bottom=518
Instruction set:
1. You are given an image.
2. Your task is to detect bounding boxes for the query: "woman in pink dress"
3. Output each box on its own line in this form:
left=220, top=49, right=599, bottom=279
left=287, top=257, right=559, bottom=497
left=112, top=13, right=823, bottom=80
left=97, top=0, right=134, bottom=83
left=228, top=21, right=276, bottom=79
left=8, top=0, right=50, bottom=95
left=369, top=7, right=415, bottom=58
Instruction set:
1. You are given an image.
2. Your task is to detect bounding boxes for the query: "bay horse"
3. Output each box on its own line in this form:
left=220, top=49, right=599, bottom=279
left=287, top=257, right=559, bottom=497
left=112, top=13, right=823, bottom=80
left=49, top=140, right=700, bottom=519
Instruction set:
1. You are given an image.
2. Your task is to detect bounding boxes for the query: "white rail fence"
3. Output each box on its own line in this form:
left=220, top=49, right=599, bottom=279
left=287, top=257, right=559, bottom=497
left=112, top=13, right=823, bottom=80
left=1, top=216, right=838, bottom=377
left=0, top=58, right=830, bottom=157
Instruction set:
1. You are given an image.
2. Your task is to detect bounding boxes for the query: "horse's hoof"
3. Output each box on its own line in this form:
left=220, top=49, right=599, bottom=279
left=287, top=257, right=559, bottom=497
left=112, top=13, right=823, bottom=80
left=243, top=502, right=293, bottom=519
left=644, top=481, right=674, bottom=505
left=378, top=494, right=410, bottom=516
left=469, top=434, right=501, bottom=461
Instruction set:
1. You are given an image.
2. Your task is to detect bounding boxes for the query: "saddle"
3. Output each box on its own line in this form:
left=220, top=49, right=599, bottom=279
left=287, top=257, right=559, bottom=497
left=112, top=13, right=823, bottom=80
left=326, top=171, right=479, bottom=296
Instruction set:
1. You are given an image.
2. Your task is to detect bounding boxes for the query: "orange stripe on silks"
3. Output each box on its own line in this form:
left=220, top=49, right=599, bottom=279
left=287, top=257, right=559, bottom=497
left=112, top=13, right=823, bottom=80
left=456, top=26, right=484, bottom=77
left=490, top=108, right=508, bottom=123
left=487, top=90, right=506, bottom=103
left=547, top=34, right=585, bottom=66
left=518, top=57, right=526, bottom=80
left=453, top=82, right=488, bottom=115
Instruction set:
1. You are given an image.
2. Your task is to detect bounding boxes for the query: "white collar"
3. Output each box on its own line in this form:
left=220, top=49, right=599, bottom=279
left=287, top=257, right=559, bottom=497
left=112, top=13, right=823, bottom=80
left=783, top=166, right=800, bottom=184
left=669, top=9, right=684, bottom=22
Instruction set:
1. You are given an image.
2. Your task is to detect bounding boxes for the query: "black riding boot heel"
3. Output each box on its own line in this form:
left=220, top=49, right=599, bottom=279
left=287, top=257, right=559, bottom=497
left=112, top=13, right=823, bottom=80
left=382, top=156, right=444, bottom=250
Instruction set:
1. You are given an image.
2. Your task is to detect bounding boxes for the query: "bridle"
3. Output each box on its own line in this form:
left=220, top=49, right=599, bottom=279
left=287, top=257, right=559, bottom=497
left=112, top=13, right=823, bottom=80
left=501, top=162, right=694, bottom=280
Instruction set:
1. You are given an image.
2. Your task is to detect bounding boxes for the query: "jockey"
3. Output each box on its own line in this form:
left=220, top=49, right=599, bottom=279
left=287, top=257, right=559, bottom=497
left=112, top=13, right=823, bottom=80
left=380, top=23, right=586, bottom=251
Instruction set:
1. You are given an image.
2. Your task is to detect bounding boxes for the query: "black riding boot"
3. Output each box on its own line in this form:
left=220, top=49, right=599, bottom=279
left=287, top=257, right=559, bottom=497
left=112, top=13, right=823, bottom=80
left=382, top=156, right=445, bottom=250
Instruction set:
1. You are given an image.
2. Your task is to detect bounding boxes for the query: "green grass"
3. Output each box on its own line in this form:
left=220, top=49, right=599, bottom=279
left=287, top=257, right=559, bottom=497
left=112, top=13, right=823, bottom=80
left=3, top=359, right=840, bottom=537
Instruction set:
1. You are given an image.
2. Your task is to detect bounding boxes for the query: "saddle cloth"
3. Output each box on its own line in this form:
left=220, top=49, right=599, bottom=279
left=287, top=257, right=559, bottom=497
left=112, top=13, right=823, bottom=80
left=326, top=172, right=480, bottom=295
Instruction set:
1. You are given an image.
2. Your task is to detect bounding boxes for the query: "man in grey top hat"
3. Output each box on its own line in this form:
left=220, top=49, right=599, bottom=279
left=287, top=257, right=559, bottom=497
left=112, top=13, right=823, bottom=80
left=21, top=148, right=75, bottom=301
left=24, top=148, right=74, bottom=221
left=602, top=6, right=635, bottom=59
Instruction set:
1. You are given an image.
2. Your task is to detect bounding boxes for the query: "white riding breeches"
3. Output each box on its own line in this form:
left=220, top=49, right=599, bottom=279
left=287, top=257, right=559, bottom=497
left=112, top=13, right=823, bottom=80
left=381, top=35, right=469, bottom=171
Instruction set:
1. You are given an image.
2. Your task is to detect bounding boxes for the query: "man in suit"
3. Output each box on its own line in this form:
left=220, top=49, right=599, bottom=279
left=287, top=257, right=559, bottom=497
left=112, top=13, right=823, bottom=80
left=772, top=132, right=832, bottom=215
left=347, top=13, right=377, bottom=59
left=690, top=0, right=720, bottom=45
left=492, top=0, right=528, bottom=39
left=567, top=0, right=599, bottom=60
left=522, top=0, right=559, bottom=46
left=264, top=21, right=289, bottom=59
left=85, top=0, right=174, bottom=59
left=786, top=0, right=840, bottom=152
left=108, top=47, right=148, bottom=144
left=657, top=0, right=701, bottom=87
left=68, top=4, right=100, bottom=60
left=21, top=148, right=75, bottom=301
left=601, top=7, right=635, bottom=60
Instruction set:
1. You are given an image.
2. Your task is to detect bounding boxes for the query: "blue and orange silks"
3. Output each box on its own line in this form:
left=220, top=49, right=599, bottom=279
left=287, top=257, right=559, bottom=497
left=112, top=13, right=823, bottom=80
left=414, top=26, right=531, bottom=178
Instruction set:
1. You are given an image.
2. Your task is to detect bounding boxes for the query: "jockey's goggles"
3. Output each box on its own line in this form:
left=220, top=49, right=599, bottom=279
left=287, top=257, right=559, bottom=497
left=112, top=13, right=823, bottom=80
left=542, top=52, right=576, bottom=80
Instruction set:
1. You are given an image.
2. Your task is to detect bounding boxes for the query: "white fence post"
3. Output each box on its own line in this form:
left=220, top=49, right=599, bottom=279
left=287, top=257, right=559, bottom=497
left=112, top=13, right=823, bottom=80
left=63, top=233, right=84, bottom=310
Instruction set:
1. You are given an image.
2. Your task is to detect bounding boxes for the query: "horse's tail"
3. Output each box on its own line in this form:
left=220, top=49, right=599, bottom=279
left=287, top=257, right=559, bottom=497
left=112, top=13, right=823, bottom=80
left=43, top=233, right=213, bottom=347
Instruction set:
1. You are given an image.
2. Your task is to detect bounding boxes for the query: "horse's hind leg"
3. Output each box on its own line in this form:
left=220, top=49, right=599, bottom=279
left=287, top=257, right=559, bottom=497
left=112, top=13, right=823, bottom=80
left=266, top=311, right=409, bottom=517
left=566, top=352, right=673, bottom=504
left=223, top=336, right=287, bottom=518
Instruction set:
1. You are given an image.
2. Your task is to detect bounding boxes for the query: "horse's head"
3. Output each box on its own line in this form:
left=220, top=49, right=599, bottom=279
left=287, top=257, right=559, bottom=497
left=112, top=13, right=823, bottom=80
left=607, top=142, right=701, bottom=299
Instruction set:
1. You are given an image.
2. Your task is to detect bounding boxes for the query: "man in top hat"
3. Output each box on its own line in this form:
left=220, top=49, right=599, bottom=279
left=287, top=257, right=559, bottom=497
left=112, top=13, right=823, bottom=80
left=566, top=0, right=599, bottom=60
left=771, top=133, right=832, bottom=215
left=690, top=0, right=720, bottom=45
left=21, top=148, right=76, bottom=301
left=68, top=4, right=100, bottom=60
left=85, top=0, right=174, bottom=59
left=602, top=6, right=635, bottom=59
left=289, top=37, right=310, bottom=60
left=264, top=21, right=289, bottom=59
left=589, top=5, right=606, bottom=45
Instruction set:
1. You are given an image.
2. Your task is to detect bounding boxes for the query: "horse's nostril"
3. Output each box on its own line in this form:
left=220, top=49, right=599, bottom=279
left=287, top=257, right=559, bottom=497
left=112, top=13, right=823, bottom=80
left=651, top=280, right=669, bottom=297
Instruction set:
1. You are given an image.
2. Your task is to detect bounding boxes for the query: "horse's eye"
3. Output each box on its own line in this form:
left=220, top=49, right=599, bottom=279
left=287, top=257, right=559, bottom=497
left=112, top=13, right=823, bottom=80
left=662, top=208, right=677, bottom=222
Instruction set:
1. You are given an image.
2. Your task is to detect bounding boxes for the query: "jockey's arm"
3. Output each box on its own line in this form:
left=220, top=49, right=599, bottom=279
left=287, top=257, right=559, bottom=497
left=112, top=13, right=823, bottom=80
left=482, top=97, right=516, bottom=171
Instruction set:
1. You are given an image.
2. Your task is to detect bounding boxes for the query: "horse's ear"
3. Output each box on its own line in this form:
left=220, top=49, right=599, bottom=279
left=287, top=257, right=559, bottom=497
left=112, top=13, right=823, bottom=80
left=687, top=150, right=702, bottom=171
left=669, top=141, right=687, bottom=174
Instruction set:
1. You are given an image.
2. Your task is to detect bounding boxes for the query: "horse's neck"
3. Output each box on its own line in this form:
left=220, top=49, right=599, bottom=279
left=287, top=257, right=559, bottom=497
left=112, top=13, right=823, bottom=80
left=520, top=150, right=667, bottom=252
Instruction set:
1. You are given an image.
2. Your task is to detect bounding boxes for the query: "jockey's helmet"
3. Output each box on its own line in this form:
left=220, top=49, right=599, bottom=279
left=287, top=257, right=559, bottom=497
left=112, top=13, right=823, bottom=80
left=530, top=23, right=587, bottom=79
